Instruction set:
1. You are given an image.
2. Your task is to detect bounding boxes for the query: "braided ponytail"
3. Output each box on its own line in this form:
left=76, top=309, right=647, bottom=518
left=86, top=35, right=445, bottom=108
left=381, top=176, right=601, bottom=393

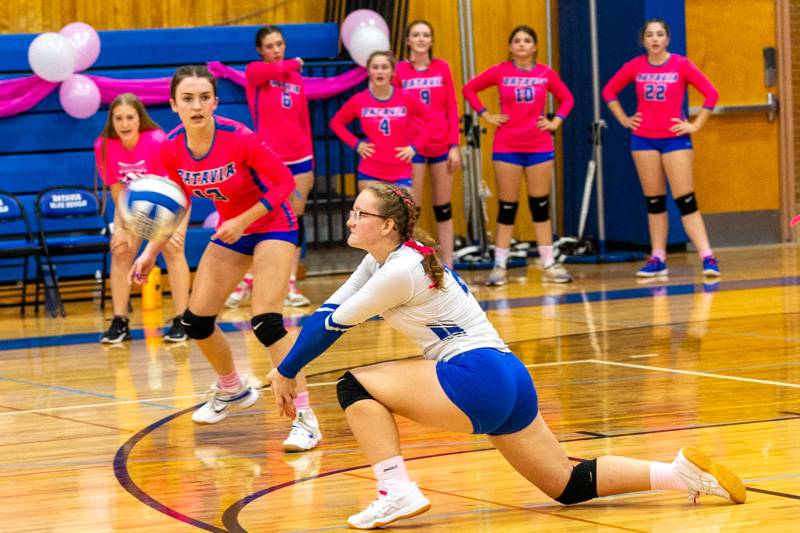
left=366, top=184, right=445, bottom=289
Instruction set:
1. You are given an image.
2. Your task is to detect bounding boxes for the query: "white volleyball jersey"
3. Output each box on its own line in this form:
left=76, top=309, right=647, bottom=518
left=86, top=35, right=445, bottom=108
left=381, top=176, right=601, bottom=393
left=326, top=245, right=509, bottom=361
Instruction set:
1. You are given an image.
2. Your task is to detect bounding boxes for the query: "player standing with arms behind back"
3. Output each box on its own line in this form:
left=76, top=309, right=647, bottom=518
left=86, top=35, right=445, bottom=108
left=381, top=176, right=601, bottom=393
left=395, top=20, right=461, bottom=268
left=130, top=66, right=322, bottom=452
left=603, top=18, right=720, bottom=278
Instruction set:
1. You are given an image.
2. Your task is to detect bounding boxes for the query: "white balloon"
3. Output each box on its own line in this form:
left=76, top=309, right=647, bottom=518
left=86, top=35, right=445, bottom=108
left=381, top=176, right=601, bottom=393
left=28, top=33, right=76, bottom=82
left=346, top=26, right=390, bottom=68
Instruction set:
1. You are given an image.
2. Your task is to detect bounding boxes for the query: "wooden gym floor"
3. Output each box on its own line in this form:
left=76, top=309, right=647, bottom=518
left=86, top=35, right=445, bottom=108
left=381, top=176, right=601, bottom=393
left=0, top=244, right=798, bottom=531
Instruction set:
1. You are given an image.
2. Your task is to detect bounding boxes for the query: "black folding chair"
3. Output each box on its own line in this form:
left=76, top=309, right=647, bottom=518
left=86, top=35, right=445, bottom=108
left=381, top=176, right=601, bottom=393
left=0, top=190, right=43, bottom=315
left=35, top=186, right=110, bottom=317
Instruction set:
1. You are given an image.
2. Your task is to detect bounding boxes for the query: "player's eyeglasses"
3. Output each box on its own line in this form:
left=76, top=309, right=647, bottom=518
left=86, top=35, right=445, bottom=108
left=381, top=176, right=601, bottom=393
left=348, top=208, right=387, bottom=223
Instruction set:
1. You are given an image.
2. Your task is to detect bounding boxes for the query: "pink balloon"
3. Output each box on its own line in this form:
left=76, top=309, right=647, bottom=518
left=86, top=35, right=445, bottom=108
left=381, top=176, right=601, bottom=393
left=60, top=22, right=101, bottom=72
left=341, top=9, right=390, bottom=48
left=59, top=74, right=101, bottom=119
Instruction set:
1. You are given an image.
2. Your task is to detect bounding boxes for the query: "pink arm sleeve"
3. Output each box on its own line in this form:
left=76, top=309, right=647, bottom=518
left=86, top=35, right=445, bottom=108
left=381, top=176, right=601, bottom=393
left=245, top=59, right=302, bottom=86
left=444, top=65, right=461, bottom=146
left=602, top=61, right=635, bottom=103
left=246, top=135, right=295, bottom=211
left=462, top=65, right=498, bottom=114
left=329, top=96, right=361, bottom=149
left=682, top=58, right=719, bottom=109
left=548, top=69, right=574, bottom=119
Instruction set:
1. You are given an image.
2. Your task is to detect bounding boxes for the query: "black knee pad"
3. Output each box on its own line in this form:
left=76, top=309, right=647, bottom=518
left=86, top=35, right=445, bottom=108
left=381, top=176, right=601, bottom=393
left=528, top=195, right=550, bottom=223
left=251, top=312, right=287, bottom=347
left=433, top=202, right=452, bottom=222
left=646, top=194, right=667, bottom=214
left=675, top=192, right=698, bottom=216
left=497, top=201, right=519, bottom=225
left=555, top=459, right=598, bottom=505
left=336, top=371, right=374, bottom=410
left=296, top=214, right=305, bottom=247
left=181, top=309, right=217, bottom=340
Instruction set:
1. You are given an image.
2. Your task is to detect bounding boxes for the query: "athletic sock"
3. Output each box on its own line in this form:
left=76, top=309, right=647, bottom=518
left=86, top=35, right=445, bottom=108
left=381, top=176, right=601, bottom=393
left=373, top=455, right=414, bottom=494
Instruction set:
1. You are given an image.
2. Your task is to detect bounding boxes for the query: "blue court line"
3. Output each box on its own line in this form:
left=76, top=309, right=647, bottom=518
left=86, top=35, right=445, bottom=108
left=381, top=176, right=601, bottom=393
left=0, top=375, right=175, bottom=410
left=3, top=275, right=800, bottom=352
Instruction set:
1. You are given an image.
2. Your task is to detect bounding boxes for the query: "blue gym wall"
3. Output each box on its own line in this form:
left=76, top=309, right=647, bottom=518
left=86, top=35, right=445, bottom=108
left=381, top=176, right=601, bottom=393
left=558, top=0, right=689, bottom=248
left=0, top=23, right=360, bottom=282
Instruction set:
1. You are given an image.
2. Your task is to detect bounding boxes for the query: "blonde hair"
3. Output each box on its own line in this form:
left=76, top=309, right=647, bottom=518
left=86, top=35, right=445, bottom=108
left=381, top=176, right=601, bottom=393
left=365, top=184, right=445, bottom=290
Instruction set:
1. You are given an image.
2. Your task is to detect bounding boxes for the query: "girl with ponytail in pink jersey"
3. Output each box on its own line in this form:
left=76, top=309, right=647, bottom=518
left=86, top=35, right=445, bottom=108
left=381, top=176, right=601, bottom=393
left=129, top=66, right=322, bottom=452
left=95, top=93, right=190, bottom=345
left=227, top=25, right=314, bottom=309
left=330, top=51, right=433, bottom=193
left=394, top=20, right=461, bottom=268
left=463, top=25, right=574, bottom=286
left=603, top=19, right=720, bottom=278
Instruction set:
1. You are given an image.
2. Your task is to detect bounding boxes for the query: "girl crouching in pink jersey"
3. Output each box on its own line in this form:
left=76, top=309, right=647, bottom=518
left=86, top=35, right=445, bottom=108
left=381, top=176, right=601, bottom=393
left=95, top=93, right=190, bottom=344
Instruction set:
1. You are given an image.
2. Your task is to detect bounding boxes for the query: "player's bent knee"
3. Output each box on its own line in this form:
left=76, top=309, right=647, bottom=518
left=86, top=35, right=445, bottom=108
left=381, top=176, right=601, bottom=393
left=182, top=310, right=217, bottom=340
left=555, top=459, right=598, bottom=505
left=675, top=192, right=699, bottom=216
left=645, top=194, right=667, bottom=214
left=336, top=371, right=374, bottom=410
left=251, top=312, right=287, bottom=347
left=497, top=201, right=519, bottom=225
left=433, top=203, right=452, bottom=222
left=528, top=195, right=550, bottom=223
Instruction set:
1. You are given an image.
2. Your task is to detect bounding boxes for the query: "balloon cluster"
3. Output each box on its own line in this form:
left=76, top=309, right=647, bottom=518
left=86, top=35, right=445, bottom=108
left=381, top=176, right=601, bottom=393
left=27, top=22, right=102, bottom=119
left=341, top=10, right=390, bottom=67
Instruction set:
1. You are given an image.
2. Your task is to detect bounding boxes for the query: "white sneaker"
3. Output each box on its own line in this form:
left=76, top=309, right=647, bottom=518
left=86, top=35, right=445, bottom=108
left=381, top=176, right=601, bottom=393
left=284, top=288, right=311, bottom=307
left=543, top=263, right=573, bottom=283
left=225, top=280, right=252, bottom=309
left=191, top=380, right=259, bottom=424
left=672, top=447, right=746, bottom=504
left=485, top=266, right=508, bottom=287
left=347, top=483, right=431, bottom=529
left=282, top=409, right=322, bottom=452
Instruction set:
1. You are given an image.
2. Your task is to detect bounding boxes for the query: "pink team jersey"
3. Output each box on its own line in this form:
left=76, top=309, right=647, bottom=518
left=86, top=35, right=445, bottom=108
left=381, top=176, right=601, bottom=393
left=161, top=115, right=296, bottom=234
left=463, top=61, right=574, bottom=153
left=245, top=59, right=313, bottom=163
left=94, top=129, right=167, bottom=186
left=602, top=54, right=719, bottom=139
left=330, top=88, right=432, bottom=181
left=394, top=58, right=459, bottom=157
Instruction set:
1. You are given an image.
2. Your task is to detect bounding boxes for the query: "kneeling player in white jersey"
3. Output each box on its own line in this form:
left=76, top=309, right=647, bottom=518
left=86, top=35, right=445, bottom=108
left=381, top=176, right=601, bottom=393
left=267, top=184, right=745, bottom=530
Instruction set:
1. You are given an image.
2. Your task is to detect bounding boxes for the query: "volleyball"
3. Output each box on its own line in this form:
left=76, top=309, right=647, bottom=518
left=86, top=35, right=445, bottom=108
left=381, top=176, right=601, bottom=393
left=118, top=175, right=188, bottom=241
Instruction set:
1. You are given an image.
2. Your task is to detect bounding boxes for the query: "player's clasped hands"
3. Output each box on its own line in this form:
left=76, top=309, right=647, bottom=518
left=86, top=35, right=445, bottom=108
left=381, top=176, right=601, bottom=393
left=356, top=141, right=376, bottom=158
left=395, top=145, right=416, bottom=162
left=266, top=368, right=298, bottom=419
left=669, top=117, right=697, bottom=135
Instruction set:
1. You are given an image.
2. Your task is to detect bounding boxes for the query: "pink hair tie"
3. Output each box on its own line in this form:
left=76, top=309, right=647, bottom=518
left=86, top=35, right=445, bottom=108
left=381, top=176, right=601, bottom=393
left=403, top=239, right=434, bottom=256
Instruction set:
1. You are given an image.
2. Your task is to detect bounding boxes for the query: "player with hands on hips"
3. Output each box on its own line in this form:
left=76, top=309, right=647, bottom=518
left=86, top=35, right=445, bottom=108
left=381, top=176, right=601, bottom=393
left=603, top=18, right=721, bottom=278
left=331, top=51, right=433, bottom=193
left=463, top=25, right=575, bottom=286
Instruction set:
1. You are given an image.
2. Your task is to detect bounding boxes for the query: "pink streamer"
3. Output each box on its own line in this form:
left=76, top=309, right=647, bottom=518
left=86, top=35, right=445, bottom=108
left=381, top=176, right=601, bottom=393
left=0, top=76, right=58, bottom=118
left=0, top=61, right=367, bottom=118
